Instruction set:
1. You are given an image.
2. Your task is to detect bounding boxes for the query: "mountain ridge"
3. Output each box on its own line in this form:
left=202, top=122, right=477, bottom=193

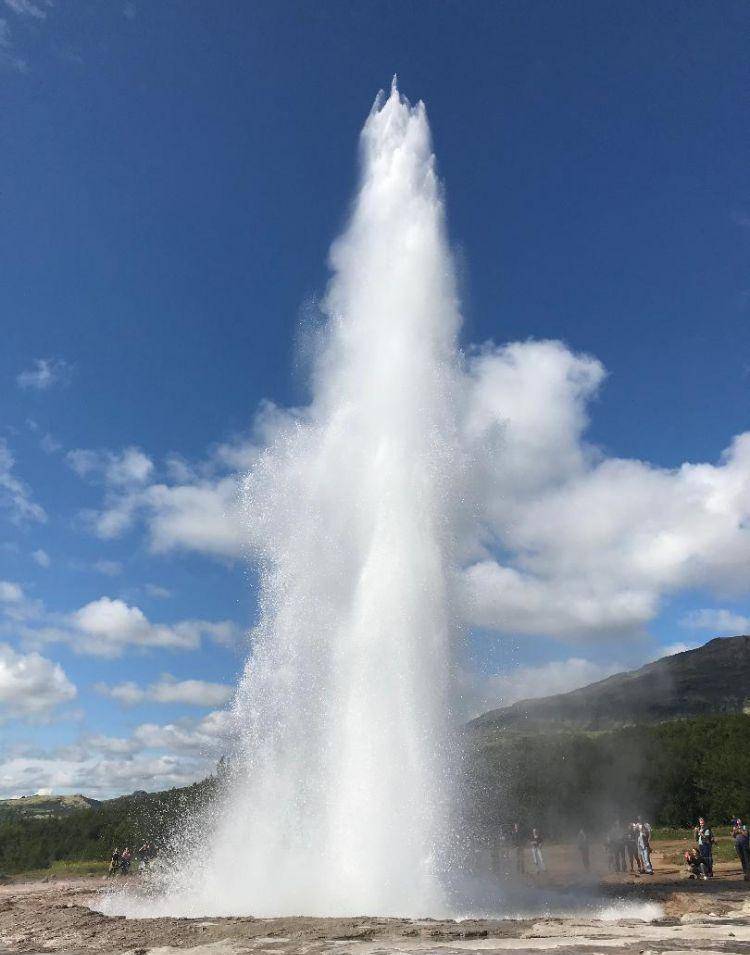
left=470, top=634, right=750, bottom=733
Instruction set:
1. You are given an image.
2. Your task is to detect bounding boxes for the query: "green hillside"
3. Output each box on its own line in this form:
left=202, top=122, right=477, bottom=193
left=465, top=713, right=750, bottom=833
left=4, top=640, right=750, bottom=874
left=0, top=794, right=101, bottom=819
left=471, top=635, right=750, bottom=732
left=0, top=782, right=213, bottom=874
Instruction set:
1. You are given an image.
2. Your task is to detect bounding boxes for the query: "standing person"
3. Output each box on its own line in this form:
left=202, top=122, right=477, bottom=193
left=120, top=846, right=132, bottom=875
left=107, top=847, right=120, bottom=877
left=608, top=821, right=626, bottom=872
left=617, top=820, right=629, bottom=873
left=626, top=822, right=643, bottom=875
left=694, top=817, right=714, bottom=878
left=732, top=819, right=750, bottom=880
left=530, top=828, right=546, bottom=873
left=636, top=817, right=653, bottom=874
left=511, top=822, right=525, bottom=875
left=577, top=827, right=590, bottom=871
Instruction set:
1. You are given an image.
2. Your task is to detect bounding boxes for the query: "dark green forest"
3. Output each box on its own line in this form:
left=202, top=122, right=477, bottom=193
left=466, top=713, right=750, bottom=834
left=2, top=715, right=749, bottom=873
left=0, top=781, right=213, bottom=874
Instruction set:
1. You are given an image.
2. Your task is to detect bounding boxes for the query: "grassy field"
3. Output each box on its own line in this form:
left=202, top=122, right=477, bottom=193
left=649, top=827, right=740, bottom=865
left=5, top=859, right=110, bottom=881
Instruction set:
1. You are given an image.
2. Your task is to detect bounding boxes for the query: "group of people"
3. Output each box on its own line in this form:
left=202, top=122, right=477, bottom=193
left=604, top=817, right=654, bottom=875
left=508, top=822, right=547, bottom=874
left=683, top=817, right=716, bottom=879
left=107, top=842, right=157, bottom=877
left=685, top=816, right=750, bottom=881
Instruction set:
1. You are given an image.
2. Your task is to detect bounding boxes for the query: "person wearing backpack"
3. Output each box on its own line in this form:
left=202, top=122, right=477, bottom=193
left=694, top=817, right=714, bottom=878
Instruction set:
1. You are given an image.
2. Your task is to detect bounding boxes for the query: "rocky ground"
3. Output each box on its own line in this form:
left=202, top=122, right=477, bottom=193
left=2, top=849, right=749, bottom=955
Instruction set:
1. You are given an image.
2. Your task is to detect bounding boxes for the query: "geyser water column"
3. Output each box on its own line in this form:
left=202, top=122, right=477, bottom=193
left=157, top=81, right=462, bottom=917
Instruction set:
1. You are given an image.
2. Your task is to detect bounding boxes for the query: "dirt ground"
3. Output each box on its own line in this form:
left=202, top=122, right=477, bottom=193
left=2, top=842, right=749, bottom=955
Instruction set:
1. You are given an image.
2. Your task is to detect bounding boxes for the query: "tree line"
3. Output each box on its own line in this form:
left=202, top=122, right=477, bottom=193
left=2, top=715, right=749, bottom=873
left=465, top=713, right=750, bottom=834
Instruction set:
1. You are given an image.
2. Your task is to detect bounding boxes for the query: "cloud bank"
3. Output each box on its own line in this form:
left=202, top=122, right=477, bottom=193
left=0, top=584, right=242, bottom=659
left=71, top=338, right=750, bottom=649
left=0, top=643, right=76, bottom=721
left=95, top=675, right=233, bottom=707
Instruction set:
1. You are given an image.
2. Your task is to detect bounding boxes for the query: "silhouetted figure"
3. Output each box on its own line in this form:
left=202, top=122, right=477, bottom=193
left=608, top=821, right=626, bottom=872
left=577, top=828, right=590, bottom=871
left=107, top=848, right=120, bottom=877
left=732, top=819, right=750, bottom=880
left=511, top=822, right=525, bottom=875
left=530, top=828, right=546, bottom=873
left=120, top=846, right=132, bottom=875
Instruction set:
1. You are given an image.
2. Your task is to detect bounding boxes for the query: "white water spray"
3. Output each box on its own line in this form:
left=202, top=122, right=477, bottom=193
left=115, top=81, right=465, bottom=918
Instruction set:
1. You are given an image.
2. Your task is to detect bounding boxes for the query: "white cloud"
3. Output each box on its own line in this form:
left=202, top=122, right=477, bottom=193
left=69, top=339, right=750, bottom=648
left=659, top=641, right=701, bottom=657
left=93, top=681, right=143, bottom=706
left=93, top=559, right=123, bottom=577
left=31, top=549, right=50, bottom=568
left=130, top=708, right=234, bottom=755
left=4, top=587, right=241, bottom=659
left=67, top=446, right=153, bottom=486
left=74, top=436, right=253, bottom=554
left=68, top=597, right=220, bottom=657
left=0, top=17, right=26, bottom=72
left=144, top=478, right=244, bottom=556
left=680, top=608, right=750, bottom=635
left=17, top=357, right=70, bottom=390
left=95, top=674, right=233, bottom=708
left=39, top=433, right=62, bottom=454
left=0, top=439, right=45, bottom=524
left=0, top=643, right=76, bottom=721
left=458, top=341, right=750, bottom=643
left=145, top=583, right=171, bottom=599
left=0, top=580, right=23, bottom=603
left=0, top=753, right=204, bottom=800
left=3, top=0, right=46, bottom=18
left=0, top=708, right=235, bottom=798
left=461, top=561, right=656, bottom=640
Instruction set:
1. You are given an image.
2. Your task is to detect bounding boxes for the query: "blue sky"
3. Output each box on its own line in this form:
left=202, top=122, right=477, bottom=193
left=1, top=0, right=749, bottom=797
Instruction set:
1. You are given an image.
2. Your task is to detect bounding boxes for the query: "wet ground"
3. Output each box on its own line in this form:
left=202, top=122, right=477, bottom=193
left=2, top=852, right=749, bottom=955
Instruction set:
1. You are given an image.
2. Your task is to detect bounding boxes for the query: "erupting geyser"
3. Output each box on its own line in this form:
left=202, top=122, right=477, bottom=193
left=111, top=80, right=466, bottom=918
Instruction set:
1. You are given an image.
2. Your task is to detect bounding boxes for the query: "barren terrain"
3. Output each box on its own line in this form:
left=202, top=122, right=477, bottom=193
left=2, top=844, right=749, bottom=955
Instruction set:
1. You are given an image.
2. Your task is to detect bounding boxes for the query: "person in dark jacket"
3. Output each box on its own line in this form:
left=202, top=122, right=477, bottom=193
left=511, top=822, right=525, bottom=875
left=577, top=828, right=590, bottom=871
left=684, top=847, right=708, bottom=880
left=120, top=846, right=132, bottom=875
left=530, top=828, right=546, bottom=873
left=107, top=848, right=120, bottom=877
left=732, top=819, right=750, bottom=880
left=694, top=817, right=714, bottom=878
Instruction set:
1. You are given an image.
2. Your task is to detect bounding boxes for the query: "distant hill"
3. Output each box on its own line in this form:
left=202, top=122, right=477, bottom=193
left=470, top=635, right=750, bottom=733
left=0, top=794, right=101, bottom=819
